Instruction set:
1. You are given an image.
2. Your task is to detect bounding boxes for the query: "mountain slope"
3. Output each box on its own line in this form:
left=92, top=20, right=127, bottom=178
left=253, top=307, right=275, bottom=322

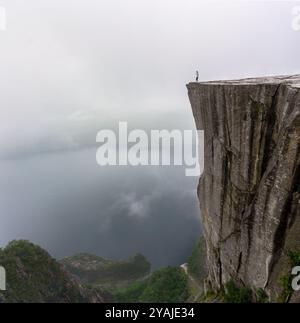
left=0, top=240, right=107, bottom=303
left=114, top=267, right=190, bottom=303
left=61, top=252, right=151, bottom=290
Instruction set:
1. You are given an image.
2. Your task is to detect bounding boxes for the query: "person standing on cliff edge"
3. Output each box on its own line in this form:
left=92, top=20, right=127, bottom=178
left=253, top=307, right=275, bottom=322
left=196, top=71, right=199, bottom=82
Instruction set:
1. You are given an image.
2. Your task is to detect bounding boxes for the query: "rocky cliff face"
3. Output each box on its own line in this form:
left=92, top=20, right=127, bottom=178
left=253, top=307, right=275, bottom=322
left=187, top=75, right=300, bottom=302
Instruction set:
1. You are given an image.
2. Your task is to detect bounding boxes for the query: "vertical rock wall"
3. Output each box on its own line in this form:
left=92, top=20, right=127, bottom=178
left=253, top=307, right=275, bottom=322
left=187, top=75, right=300, bottom=301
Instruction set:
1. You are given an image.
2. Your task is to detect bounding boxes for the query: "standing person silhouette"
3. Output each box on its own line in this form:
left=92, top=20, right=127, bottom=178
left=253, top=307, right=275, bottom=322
left=196, top=70, right=199, bottom=82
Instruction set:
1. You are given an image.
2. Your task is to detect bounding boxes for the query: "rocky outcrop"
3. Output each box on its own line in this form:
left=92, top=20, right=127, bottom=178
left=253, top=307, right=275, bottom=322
left=0, top=240, right=107, bottom=303
left=187, top=75, right=300, bottom=302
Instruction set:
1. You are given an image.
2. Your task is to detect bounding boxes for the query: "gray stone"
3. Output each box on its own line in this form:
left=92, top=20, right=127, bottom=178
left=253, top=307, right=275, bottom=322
left=187, top=75, right=300, bottom=302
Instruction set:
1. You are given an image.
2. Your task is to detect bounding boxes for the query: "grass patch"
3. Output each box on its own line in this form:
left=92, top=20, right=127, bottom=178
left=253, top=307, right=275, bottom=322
left=223, top=280, right=252, bottom=303
left=256, top=288, right=269, bottom=303
left=114, top=267, right=190, bottom=303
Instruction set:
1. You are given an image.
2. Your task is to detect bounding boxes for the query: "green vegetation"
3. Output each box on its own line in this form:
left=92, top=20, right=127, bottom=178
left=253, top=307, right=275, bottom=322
left=61, top=252, right=151, bottom=290
left=185, top=238, right=208, bottom=302
left=0, top=240, right=190, bottom=303
left=187, top=238, right=207, bottom=283
left=114, top=280, right=148, bottom=303
left=202, top=280, right=253, bottom=303
left=278, top=249, right=300, bottom=303
left=288, top=249, right=300, bottom=268
left=256, top=288, right=269, bottom=303
left=278, top=275, right=292, bottom=303
left=114, top=267, right=190, bottom=303
left=223, top=280, right=252, bottom=303
left=200, top=290, right=222, bottom=303
left=0, top=240, right=98, bottom=303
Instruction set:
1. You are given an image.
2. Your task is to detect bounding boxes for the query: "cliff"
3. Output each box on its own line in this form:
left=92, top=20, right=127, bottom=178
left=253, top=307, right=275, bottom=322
left=187, top=75, right=300, bottom=302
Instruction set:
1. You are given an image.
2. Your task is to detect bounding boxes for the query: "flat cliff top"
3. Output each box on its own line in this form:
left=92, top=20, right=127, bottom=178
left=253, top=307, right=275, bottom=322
left=187, top=74, right=300, bottom=88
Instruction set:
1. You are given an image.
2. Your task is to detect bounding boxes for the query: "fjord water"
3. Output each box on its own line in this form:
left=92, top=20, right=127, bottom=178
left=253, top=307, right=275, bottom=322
left=0, top=147, right=201, bottom=269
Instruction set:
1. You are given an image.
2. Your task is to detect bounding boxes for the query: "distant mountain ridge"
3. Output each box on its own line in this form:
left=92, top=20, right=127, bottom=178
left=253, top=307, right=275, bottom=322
left=0, top=240, right=193, bottom=303
left=61, top=252, right=151, bottom=289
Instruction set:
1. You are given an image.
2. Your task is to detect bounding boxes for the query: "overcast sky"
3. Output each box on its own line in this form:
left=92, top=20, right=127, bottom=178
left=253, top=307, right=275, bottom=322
left=0, top=0, right=299, bottom=267
left=0, top=0, right=299, bottom=157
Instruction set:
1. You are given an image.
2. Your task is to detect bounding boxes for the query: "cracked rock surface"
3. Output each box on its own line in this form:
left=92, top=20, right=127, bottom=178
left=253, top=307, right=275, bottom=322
left=187, top=75, right=300, bottom=301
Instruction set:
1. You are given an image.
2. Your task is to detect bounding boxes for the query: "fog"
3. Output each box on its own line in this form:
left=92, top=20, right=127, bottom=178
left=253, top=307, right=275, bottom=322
left=0, top=149, right=200, bottom=268
left=0, top=0, right=299, bottom=267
